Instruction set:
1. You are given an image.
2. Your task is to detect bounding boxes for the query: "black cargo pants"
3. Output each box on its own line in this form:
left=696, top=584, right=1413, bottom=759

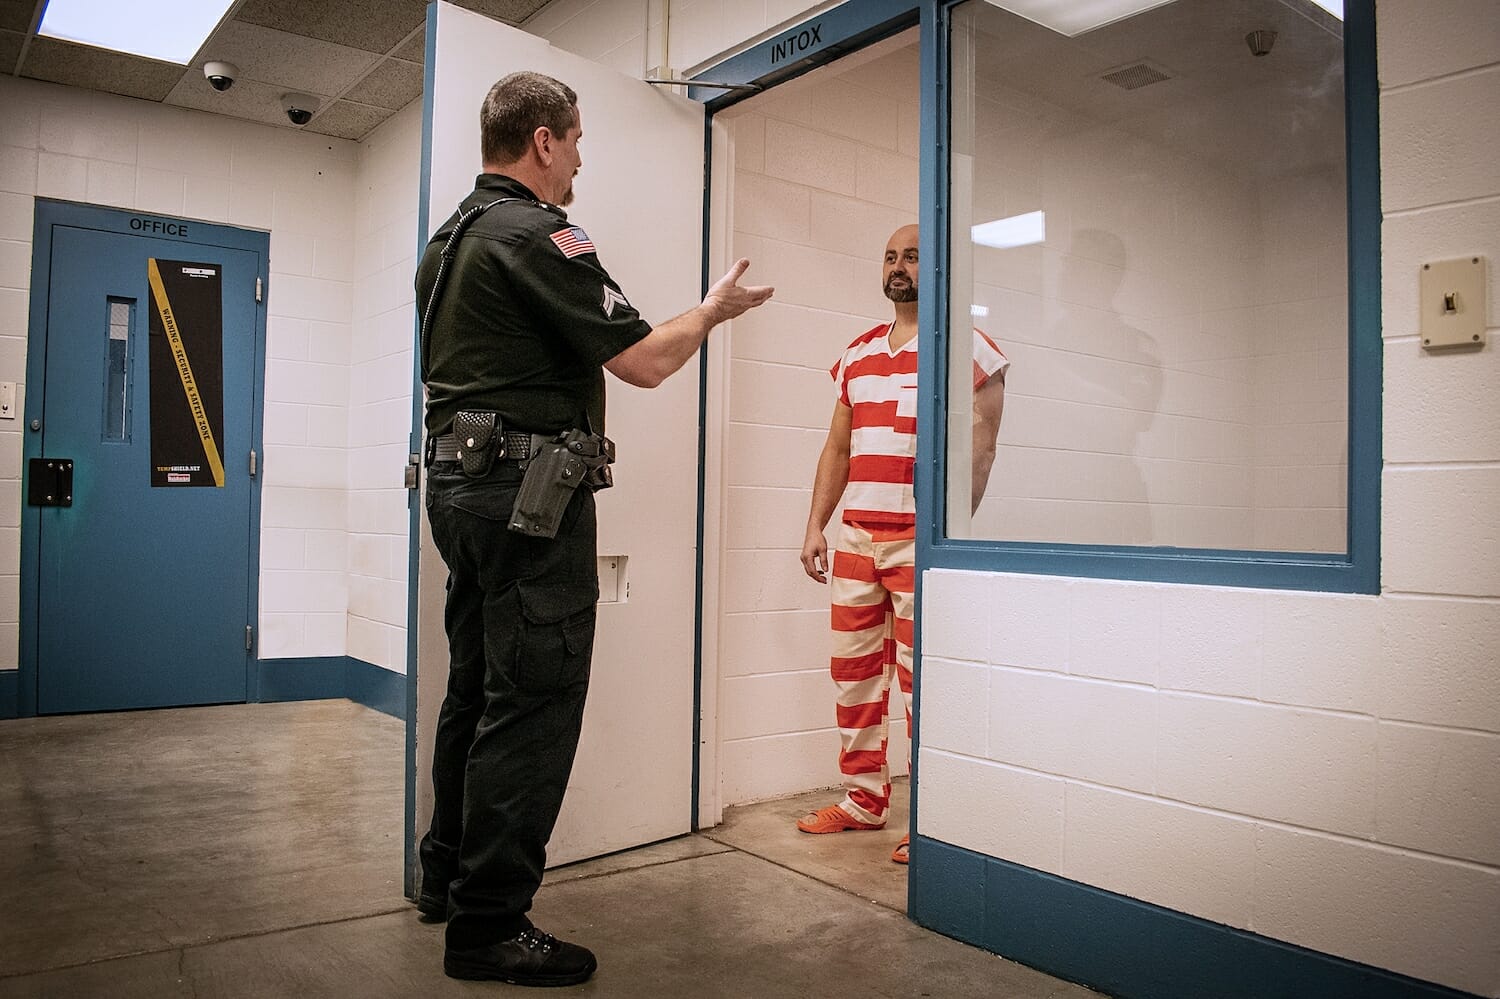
left=420, top=458, right=599, bottom=950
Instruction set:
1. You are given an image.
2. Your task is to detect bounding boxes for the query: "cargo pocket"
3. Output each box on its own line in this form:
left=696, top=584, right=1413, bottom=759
left=513, top=586, right=596, bottom=693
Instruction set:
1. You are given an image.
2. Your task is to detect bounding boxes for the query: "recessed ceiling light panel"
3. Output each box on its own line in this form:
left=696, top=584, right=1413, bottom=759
left=39, top=0, right=236, bottom=65
left=983, top=0, right=1178, bottom=37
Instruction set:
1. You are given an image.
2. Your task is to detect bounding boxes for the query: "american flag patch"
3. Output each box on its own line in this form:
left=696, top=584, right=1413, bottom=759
left=549, top=226, right=596, bottom=258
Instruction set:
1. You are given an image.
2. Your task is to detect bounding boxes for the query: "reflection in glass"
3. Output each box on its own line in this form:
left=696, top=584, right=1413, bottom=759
left=947, top=0, right=1348, bottom=554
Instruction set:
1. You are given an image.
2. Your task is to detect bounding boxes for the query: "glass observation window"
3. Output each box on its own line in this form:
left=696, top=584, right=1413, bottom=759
left=103, top=297, right=133, bottom=442
left=946, top=0, right=1349, bottom=555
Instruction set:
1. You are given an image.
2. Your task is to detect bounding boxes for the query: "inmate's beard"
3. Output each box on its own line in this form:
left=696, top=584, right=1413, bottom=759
left=883, top=276, right=917, bottom=303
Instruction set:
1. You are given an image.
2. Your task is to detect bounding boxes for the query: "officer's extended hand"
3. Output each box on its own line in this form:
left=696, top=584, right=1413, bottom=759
left=801, top=526, right=829, bottom=584
left=702, top=258, right=773, bottom=324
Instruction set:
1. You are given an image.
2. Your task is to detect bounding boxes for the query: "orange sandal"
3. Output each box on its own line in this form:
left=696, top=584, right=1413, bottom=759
left=796, top=805, right=884, bottom=834
left=891, top=834, right=909, bottom=864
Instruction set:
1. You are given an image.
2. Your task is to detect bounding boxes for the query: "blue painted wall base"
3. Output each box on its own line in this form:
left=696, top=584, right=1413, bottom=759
left=1, top=658, right=405, bottom=722
left=909, top=836, right=1478, bottom=999
left=253, top=657, right=406, bottom=720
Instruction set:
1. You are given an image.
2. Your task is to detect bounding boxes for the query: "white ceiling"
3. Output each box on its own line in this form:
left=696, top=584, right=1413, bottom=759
left=0, top=0, right=551, bottom=140
left=0, top=0, right=1347, bottom=168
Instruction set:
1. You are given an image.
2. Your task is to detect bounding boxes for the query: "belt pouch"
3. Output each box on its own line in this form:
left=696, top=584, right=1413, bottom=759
left=453, top=410, right=500, bottom=478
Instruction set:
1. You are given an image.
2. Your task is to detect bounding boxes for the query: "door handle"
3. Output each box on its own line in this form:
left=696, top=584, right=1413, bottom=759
left=28, top=458, right=74, bottom=506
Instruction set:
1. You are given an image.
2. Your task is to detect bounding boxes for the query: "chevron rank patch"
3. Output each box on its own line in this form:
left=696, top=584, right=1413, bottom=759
left=549, top=226, right=596, bottom=258
left=602, top=285, right=630, bottom=318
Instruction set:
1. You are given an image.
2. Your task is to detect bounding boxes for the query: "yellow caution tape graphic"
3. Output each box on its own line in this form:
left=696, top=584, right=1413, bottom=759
left=147, top=258, right=225, bottom=487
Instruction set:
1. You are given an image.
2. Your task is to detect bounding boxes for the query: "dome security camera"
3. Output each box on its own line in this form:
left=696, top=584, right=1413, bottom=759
left=203, top=61, right=238, bottom=91
left=280, top=92, right=320, bottom=126
left=1245, top=29, right=1277, bottom=57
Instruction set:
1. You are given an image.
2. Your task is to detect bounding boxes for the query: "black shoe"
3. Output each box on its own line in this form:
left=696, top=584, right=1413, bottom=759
left=416, top=892, right=448, bottom=923
left=444, top=927, right=597, bottom=987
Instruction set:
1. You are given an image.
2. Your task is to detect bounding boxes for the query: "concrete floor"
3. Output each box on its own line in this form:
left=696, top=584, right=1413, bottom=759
left=0, top=700, right=1093, bottom=998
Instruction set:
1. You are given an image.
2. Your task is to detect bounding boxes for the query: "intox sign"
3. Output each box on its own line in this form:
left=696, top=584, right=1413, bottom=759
left=770, top=21, right=824, bottom=65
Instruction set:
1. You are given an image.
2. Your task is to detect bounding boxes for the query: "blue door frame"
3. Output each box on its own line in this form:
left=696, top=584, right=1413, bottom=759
left=18, top=200, right=269, bottom=718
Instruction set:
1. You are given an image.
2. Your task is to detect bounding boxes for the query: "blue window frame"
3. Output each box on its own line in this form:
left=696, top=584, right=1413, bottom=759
left=914, top=0, right=1381, bottom=593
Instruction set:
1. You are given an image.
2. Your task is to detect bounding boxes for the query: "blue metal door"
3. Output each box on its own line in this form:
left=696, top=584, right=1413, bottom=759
left=33, top=223, right=260, bottom=713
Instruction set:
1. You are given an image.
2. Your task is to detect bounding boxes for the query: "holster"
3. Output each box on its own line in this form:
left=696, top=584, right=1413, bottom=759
left=452, top=410, right=500, bottom=478
left=508, top=429, right=615, bottom=539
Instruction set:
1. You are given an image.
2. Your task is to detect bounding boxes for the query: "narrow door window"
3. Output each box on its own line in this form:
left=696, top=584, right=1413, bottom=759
left=103, top=297, right=133, bottom=442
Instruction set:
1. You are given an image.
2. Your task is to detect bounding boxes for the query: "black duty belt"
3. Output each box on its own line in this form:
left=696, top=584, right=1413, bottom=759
left=429, top=430, right=546, bottom=464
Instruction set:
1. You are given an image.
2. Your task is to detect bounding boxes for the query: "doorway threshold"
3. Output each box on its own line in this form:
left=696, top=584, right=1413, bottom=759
left=702, top=778, right=910, bottom=914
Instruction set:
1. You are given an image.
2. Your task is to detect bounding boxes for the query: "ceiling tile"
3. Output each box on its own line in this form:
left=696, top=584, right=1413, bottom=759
left=0, top=0, right=35, bottom=33
left=0, top=28, right=22, bottom=74
left=22, top=37, right=184, bottom=102
left=163, top=73, right=300, bottom=130
left=206, top=19, right=380, bottom=99
left=454, top=0, right=552, bottom=25
left=234, top=0, right=428, bottom=55
left=342, top=58, right=422, bottom=111
left=307, top=100, right=391, bottom=141
left=390, top=29, right=424, bottom=65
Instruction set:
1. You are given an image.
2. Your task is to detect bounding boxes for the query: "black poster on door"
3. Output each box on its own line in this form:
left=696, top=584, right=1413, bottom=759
left=147, top=258, right=225, bottom=487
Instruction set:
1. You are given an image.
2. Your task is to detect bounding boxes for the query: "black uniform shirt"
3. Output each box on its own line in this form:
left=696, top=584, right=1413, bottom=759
left=417, top=174, right=651, bottom=437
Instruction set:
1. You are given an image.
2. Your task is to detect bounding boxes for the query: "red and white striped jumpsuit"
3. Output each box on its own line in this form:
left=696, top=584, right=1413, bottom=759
left=826, top=322, right=1008, bottom=825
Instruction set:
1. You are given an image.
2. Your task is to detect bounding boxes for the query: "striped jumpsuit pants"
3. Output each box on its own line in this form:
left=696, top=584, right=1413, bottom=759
left=829, top=520, right=915, bottom=826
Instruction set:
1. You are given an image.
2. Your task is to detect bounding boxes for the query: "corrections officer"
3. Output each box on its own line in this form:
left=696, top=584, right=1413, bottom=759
left=414, top=70, right=772, bottom=987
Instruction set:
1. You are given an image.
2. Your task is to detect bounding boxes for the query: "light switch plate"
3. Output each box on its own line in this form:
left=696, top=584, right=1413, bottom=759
left=1420, top=256, right=1486, bottom=349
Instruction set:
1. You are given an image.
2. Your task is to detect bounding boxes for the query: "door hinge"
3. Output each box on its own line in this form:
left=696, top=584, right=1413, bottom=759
left=245, top=625, right=254, bottom=651
left=249, top=449, right=258, bottom=477
left=255, top=277, right=263, bottom=303
left=405, top=452, right=420, bottom=490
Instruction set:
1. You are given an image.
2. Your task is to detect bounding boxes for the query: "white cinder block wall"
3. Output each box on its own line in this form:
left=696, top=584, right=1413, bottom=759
left=348, top=103, right=423, bottom=675
left=253, top=141, right=358, bottom=662
left=0, top=74, right=423, bottom=681
left=715, top=38, right=922, bottom=805
left=920, top=3, right=1500, bottom=995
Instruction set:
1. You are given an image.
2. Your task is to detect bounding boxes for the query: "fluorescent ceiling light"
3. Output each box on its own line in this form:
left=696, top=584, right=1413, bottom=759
left=1307, top=0, right=1344, bottom=18
left=972, top=211, right=1046, bottom=249
left=39, top=0, right=236, bottom=64
left=985, top=0, right=1177, bottom=37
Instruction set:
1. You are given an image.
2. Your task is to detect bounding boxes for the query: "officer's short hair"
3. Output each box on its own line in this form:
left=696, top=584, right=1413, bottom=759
left=481, top=71, right=578, bottom=164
